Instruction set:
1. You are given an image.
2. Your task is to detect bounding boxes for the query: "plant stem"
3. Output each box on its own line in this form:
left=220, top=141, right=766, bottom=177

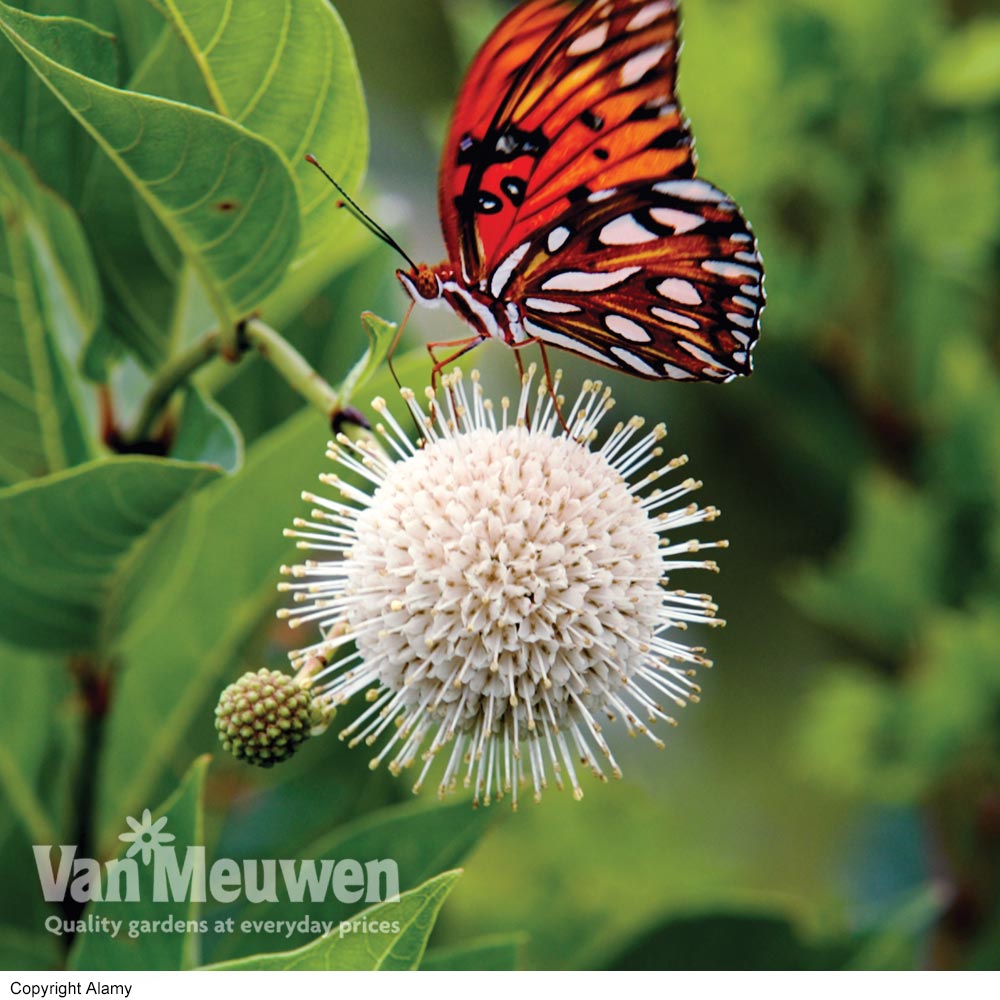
left=242, top=318, right=343, bottom=420
left=130, top=330, right=223, bottom=444
left=126, top=319, right=346, bottom=446
left=62, top=658, right=111, bottom=952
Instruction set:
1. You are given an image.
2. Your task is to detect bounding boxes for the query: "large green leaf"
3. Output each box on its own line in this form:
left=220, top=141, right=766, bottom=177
left=79, top=27, right=214, bottom=369
left=159, top=0, right=369, bottom=325
left=0, top=0, right=301, bottom=328
left=204, top=870, right=462, bottom=971
left=211, top=796, right=493, bottom=960
left=0, top=457, right=220, bottom=652
left=69, top=756, right=209, bottom=972
left=0, top=1, right=118, bottom=206
left=0, top=142, right=100, bottom=484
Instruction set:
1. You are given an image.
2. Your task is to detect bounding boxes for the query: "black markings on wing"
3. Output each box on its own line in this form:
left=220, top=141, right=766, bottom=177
left=513, top=179, right=765, bottom=382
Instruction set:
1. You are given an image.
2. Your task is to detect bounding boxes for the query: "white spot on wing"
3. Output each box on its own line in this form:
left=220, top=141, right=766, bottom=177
left=490, top=242, right=531, bottom=298
left=588, top=188, right=618, bottom=204
left=506, top=302, right=528, bottom=343
left=525, top=298, right=582, bottom=314
left=600, top=215, right=659, bottom=245
left=735, top=251, right=760, bottom=264
left=728, top=311, right=753, bottom=329
left=547, top=227, right=571, bottom=253
left=651, top=306, right=700, bottom=330
left=568, top=22, right=609, bottom=56
left=606, top=314, right=652, bottom=343
left=650, top=206, right=706, bottom=235
left=612, top=347, right=660, bottom=376
left=702, top=260, right=759, bottom=280
left=733, top=295, right=757, bottom=311
left=523, top=320, right=609, bottom=364
left=741, top=283, right=761, bottom=298
left=665, top=363, right=694, bottom=380
left=733, top=351, right=748, bottom=365
left=620, top=44, right=669, bottom=87
left=732, top=329, right=751, bottom=347
left=654, top=179, right=726, bottom=202
left=627, top=1, right=673, bottom=31
left=731, top=233, right=752, bottom=243
left=680, top=340, right=724, bottom=367
left=657, top=278, right=702, bottom=305
left=542, top=266, right=641, bottom=292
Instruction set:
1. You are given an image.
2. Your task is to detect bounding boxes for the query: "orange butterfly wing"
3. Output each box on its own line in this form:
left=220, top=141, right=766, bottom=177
left=437, top=0, right=764, bottom=381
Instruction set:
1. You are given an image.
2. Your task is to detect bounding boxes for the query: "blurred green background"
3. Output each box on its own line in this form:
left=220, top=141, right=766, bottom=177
left=2, top=0, right=1000, bottom=972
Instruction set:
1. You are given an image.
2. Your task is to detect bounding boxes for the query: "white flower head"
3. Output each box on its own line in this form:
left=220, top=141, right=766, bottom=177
left=278, top=367, right=726, bottom=808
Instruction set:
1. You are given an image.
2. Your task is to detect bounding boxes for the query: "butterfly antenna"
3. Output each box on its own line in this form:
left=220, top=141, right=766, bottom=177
left=305, top=154, right=418, bottom=270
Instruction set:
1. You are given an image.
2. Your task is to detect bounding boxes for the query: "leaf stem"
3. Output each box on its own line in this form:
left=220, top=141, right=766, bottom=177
left=242, top=317, right=343, bottom=421
left=62, top=657, right=111, bottom=952
left=129, top=330, right=223, bottom=444
left=127, top=319, right=344, bottom=446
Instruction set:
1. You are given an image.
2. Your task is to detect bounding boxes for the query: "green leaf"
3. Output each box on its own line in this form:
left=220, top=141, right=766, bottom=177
left=172, top=388, right=243, bottom=475
left=94, top=353, right=427, bottom=846
left=900, top=609, right=1000, bottom=780
left=158, top=0, right=368, bottom=323
left=422, top=934, right=524, bottom=971
left=796, top=665, right=913, bottom=801
left=211, top=796, right=494, bottom=961
left=69, top=756, right=210, bottom=972
left=0, top=457, right=220, bottom=652
left=798, top=664, right=915, bottom=801
left=0, top=141, right=100, bottom=484
left=0, top=644, right=64, bottom=848
left=926, top=18, right=1000, bottom=108
left=79, top=28, right=212, bottom=369
left=0, top=926, right=60, bottom=971
left=894, top=129, right=1000, bottom=279
left=604, top=911, right=849, bottom=971
left=793, top=471, right=945, bottom=654
left=0, top=2, right=118, bottom=205
left=204, top=870, right=462, bottom=971
left=339, top=312, right=398, bottom=405
left=0, top=0, right=301, bottom=329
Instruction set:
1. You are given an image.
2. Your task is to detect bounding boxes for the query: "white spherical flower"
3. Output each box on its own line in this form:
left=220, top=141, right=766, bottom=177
left=279, top=368, right=726, bottom=807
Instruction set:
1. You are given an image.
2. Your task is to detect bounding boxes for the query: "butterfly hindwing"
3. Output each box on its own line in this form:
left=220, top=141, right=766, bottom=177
left=501, top=177, right=763, bottom=381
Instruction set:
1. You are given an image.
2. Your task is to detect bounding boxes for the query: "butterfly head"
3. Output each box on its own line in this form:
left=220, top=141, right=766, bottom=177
left=396, top=263, right=445, bottom=305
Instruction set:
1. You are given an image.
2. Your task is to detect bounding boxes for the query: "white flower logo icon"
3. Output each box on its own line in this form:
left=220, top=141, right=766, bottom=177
left=118, top=809, right=175, bottom=865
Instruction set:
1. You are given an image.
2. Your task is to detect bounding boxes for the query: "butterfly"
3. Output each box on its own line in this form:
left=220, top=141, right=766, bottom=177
left=394, top=0, right=764, bottom=383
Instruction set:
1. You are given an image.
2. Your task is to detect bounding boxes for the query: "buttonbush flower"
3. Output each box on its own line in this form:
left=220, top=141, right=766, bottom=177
left=278, top=368, right=725, bottom=807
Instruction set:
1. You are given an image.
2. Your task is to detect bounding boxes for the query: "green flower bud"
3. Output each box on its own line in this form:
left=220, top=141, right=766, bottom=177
left=215, top=668, right=320, bottom=768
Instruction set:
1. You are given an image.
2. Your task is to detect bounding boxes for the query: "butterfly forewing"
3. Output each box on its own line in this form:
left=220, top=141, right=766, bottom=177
left=433, top=0, right=764, bottom=382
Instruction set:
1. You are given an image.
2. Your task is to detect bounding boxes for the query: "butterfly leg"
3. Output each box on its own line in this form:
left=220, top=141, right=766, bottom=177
left=426, top=335, right=487, bottom=393
left=385, top=300, right=416, bottom=391
left=508, top=339, right=569, bottom=433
